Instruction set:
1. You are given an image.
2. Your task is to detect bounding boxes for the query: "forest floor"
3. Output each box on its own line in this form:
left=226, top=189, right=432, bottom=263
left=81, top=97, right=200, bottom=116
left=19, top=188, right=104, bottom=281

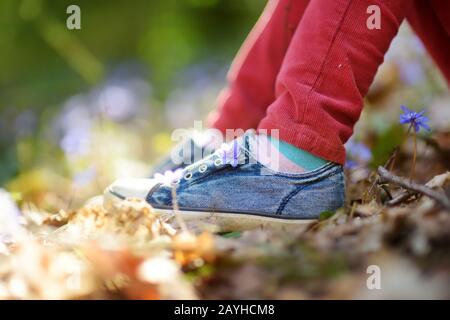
left=1, top=141, right=449, bottom=299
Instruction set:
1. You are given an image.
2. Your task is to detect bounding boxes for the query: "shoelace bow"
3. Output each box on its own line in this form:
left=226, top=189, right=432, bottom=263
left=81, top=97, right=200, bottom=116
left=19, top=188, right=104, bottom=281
left=153, top=134, right=253, bottom=184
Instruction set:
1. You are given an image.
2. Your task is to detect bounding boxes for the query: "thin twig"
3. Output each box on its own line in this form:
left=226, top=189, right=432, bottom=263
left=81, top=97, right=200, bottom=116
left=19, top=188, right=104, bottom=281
left=362, top=172, right=379, bottom=203
left=389, top=123, right=411, bottom=172
left=380, top=184, right=393, bottom=200
left=387, top=191, right=415, bottom=206
left=67, top=187, right=77, bottom=212
left=171, top=185, right=188, bottom=232
left=410, top=129, right=417, bottom=181
left=386, top=147, right=399, bottom=172
left=377, top=166, right=450, bottom=210
left=362, top=149, right=397, bottom=203
left=349, top=201, right=357, bottom=219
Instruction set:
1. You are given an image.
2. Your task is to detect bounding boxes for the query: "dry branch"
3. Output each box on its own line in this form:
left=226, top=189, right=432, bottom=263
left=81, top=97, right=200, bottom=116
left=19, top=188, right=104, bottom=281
left=377, top=166, right=450, bottom=210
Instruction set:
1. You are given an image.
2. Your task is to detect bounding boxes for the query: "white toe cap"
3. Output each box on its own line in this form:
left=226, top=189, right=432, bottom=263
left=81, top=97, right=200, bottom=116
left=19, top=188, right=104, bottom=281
left=106, top=178, right=159, bottom=200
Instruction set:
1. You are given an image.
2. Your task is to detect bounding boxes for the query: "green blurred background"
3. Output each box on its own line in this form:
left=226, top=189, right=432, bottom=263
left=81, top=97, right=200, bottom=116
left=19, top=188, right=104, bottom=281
left=0, top=0, right=265, bottom=105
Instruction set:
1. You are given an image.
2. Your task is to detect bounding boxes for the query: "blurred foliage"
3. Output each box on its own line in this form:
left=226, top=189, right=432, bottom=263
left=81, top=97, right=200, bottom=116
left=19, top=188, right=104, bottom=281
left=0, top=0, right=264, bottom=188
left=0, top=0, right=263, bottom=104
left=369, top=124, right=405, bottom=167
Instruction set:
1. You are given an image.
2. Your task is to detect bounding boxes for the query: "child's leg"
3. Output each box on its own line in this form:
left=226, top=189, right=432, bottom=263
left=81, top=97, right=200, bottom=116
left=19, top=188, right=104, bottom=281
left=406, top=0, right=450, bottom=84
left=208, top=0, right=309, bottom=132
left=258, top=0, right=410, bottom=165
left=152, top=0, right=314, bottom=175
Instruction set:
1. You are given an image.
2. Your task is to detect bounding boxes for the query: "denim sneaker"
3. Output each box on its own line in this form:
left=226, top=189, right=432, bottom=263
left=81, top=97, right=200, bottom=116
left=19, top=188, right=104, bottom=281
left=105, top=132, right=345, bottom=231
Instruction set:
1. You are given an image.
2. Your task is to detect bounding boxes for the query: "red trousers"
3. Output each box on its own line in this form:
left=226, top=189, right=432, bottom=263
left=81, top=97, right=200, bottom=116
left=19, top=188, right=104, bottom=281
left=208, top=0, right=450, bottom=164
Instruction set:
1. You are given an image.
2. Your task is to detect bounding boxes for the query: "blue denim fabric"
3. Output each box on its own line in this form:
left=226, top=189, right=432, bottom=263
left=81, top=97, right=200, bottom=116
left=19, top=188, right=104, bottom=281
left=146, top=133, right=345, bottom=219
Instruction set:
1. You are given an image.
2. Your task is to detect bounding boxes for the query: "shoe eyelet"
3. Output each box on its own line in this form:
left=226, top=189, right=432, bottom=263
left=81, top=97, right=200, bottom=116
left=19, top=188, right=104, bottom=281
left=184, top=172, right=192, bottom=180
left=172, top=179, right=180, bottom=185
left=214, top=158, right=223, bottom=166
left=198, top=164, right=207, bottom=173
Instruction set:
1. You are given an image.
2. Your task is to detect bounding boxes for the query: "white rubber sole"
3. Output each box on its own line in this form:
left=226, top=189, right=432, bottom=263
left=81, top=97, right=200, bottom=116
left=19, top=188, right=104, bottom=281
left=103, top=188, right=316, bottom=232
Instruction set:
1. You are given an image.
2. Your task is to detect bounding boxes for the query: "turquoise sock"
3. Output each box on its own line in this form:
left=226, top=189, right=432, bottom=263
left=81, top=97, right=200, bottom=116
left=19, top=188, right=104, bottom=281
left=269, top=137, right=328, bottom=171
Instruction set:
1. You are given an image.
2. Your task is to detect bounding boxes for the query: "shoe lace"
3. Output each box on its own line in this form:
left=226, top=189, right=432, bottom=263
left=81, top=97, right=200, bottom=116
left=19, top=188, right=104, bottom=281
left=216, top=139, right=241, bottom=167
left=154, top=133, right=251, bottom=185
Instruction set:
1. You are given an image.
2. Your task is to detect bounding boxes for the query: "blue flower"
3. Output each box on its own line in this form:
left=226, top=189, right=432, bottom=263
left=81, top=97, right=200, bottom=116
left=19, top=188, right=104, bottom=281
left=73, top=166, right=97, bottom=187
left=399, top=105, right=430, bottom=132
left=60, top=127, right=91, bottom=156
left=345, top=140, right=372, bottom=169
left=96, top=84, right=140, bottom=122
left=345, top=159, right=358, bottom=170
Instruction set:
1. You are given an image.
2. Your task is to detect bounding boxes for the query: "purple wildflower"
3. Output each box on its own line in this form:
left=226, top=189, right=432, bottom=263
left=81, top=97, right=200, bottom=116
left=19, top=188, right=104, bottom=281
left=73, top=166, right=97, bottom=187
left=345, top=140, right=372, bottom=169
left=96, top=85, right=139, bottom=122
left=345, top=160, right=358, bottom=170
left=55, top=96, right=93, bottom=157
left=60, top=127, right=91, bottom=156
left=399, top=105, right=430, bottom=132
